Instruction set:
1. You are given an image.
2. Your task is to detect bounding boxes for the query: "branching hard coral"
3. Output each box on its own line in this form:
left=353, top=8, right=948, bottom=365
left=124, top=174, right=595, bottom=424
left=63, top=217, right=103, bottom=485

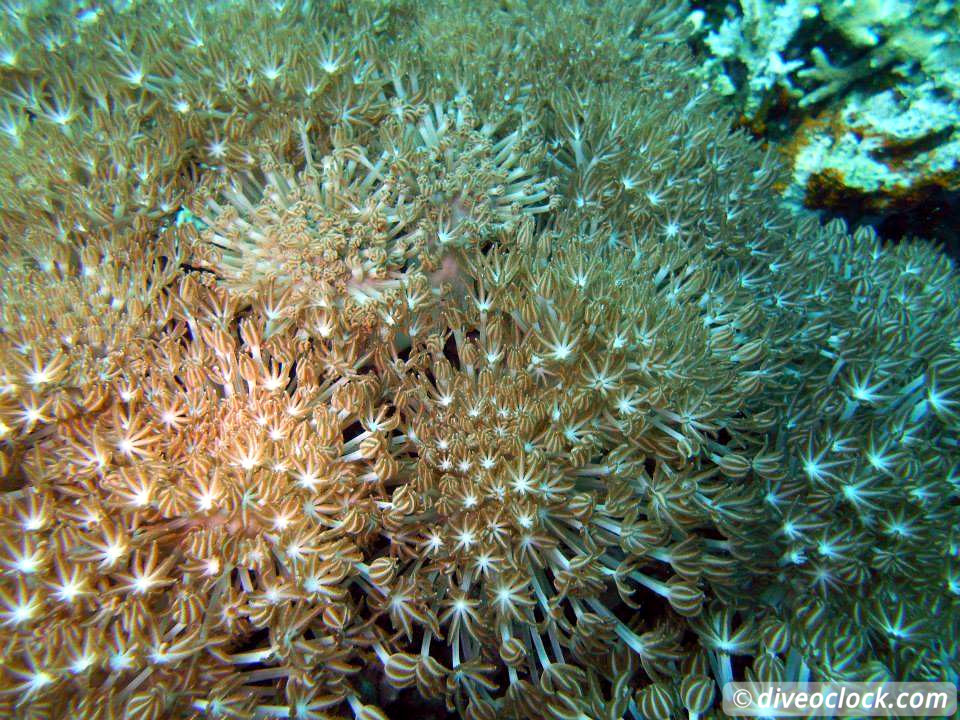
left=696, top=0, right=814, bottom=119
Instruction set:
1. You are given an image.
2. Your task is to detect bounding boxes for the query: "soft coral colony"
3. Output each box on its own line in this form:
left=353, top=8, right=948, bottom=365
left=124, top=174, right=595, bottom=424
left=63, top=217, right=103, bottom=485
left=0, top=1, right=957, bottom=719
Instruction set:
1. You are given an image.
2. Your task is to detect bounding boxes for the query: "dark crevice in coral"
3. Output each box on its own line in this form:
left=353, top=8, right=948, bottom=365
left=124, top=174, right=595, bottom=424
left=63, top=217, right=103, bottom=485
left=227, top=625, right=269, bottom=657
left=811, top=182, right=960, bottom=261
left=342, top=420, right=365, bottom=445
left=642, top=457, right=657, bottom=478
left=0, top=450, right=28, bottom=492
left=179, top=262, right=218, bottom=277
left=697, top=525, right=729, bottom=543
left=232, top=304, right=255, bottom=349
left=870, top=125, right=956, bottom=162
left=381, top=690, right=455, bottom=720
left=713, top=427, right=732, bottom=447
left=284, top=359, right=298, bottom=395
left=442, top=331, right=461, bottom=371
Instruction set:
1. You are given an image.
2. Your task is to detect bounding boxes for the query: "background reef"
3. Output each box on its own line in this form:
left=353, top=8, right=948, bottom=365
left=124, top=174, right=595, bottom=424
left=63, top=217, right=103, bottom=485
left=689, top=0, right=960, bottom=255
left=0, top=2, right=957, bottom=719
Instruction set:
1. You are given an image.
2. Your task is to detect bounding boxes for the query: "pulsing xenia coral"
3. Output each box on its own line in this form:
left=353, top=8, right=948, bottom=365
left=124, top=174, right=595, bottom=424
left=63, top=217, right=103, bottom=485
left=0, top=260, right=411, bottom=718
left=0, top=228, right=181, bottom=483
left=363, top=210, right=788, bottom=718
left=734, top=220, right=960, bottom=682
left=192, top=95, right=555, bottom=339
left=1, top=0, right=959, bottom=719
